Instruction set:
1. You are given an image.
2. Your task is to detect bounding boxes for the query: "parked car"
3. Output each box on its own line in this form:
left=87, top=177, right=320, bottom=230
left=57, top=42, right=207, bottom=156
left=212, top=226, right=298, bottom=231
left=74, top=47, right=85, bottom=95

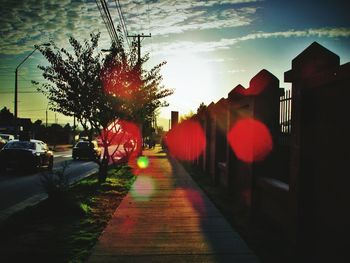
left=0, top=133, right=15, bottom=142
left=0, top=139, right=53, bottom=172
left=72, top=140, right=101, bottom=160
left=0, top=137, right=6, bottom=149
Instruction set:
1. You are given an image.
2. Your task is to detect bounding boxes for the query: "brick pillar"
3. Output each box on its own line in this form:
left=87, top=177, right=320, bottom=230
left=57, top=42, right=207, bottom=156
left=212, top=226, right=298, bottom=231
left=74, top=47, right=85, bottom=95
left=205, top=102, right=215, bottom=176
left=208, top=102, right=217, bottom=184
left=226, top=70, right=282, bottom=209
left=214, top=98, right=229, bottom=188
left=285, top=42, right=350, bottom=262
left=227, top=84, right=253, bottom=205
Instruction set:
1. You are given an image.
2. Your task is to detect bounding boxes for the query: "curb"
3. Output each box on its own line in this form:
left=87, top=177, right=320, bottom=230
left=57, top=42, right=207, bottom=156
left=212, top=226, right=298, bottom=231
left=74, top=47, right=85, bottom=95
left=0, top=193, right=48, bottom=224
left=0, top=168, right=98, bottom=226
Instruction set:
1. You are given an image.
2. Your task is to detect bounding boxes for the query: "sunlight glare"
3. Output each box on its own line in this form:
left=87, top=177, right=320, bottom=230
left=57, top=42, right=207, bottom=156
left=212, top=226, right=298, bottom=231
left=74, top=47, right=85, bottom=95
left=162, top=53, right=215, bottom=113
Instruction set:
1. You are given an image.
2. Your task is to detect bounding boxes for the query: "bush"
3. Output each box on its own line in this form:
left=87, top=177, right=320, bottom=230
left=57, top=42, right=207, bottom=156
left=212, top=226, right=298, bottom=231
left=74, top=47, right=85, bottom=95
left=40, top=161, right=70, bottom=202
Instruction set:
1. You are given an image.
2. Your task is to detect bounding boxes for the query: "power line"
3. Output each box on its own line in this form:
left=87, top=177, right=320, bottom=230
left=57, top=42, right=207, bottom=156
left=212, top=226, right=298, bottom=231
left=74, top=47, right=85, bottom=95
left=123, top=1, right=152, bottom=61
left=0, top=69, right=14, bottom=73
left=147, top=0, right=154, bottom=54
left=96, top=0, right=113, bottom=42
left=0, top=91, right=38, bottom=94
left=95, top=0, right=119, bottom=44
left=114, top=0, right=131, bottom=49
left=95, top=0, right=152, bottom=62
left=19, top=108, right=46, bottom=112
left=101, top=0, right=119, bottom=43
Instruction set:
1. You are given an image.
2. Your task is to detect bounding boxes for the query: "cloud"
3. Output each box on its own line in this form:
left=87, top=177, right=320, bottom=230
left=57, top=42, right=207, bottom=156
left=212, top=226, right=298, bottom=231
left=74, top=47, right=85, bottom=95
left=145, top=27, right=350, bottom=56
left=228, top=69, right=246, bottom=74
left=0, top=0, right=111, bottom=55
left=120, top=0, right=259, bottom=35
left=2, top=0, right=348, bottom=59
left=238, top=28, right=350, bottom=40
left=0, top=0, right=260, bottom=55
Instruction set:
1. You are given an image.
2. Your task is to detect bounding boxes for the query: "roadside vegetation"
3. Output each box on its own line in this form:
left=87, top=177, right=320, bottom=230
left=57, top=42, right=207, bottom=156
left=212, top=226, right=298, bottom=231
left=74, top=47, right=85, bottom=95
left=33, top=29, right=173, bottom=183
left=0, top=165, right=135, bottom=262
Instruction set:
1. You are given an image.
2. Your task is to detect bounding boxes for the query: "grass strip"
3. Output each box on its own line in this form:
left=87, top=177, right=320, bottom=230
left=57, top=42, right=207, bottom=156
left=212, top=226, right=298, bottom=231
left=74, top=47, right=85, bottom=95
left=0, top=165, right=135, bottom=263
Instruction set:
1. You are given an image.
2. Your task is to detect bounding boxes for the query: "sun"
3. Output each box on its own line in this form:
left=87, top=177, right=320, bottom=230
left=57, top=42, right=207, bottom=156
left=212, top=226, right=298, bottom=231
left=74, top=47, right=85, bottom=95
left=161, top=53, right=215, bottom=113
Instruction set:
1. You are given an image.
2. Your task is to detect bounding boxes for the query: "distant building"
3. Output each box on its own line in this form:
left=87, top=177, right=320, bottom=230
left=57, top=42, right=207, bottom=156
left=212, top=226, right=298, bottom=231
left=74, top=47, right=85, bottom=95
left=0, top=118, right=32, bottom=137
left=171, top=111, right=178, bottom=129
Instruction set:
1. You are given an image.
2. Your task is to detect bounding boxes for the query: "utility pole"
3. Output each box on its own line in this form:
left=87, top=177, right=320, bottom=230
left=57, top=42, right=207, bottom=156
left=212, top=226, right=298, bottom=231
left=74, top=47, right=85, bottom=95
left=127, top=33, right=151, bottom=155
left=73, top=114, right=76, bottom=144
left=127, top=33, right=151, bottom=63
left=14, top=43, right=50, bottom=137
left=15, top=68, right=18, bottom=120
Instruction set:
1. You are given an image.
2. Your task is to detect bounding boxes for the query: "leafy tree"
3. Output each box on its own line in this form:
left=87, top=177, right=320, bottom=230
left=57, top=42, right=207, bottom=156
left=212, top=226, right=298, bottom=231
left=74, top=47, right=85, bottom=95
left=180, top=110, right=195, bottom=122
left=196, top=102, right=206, bottom=114
left=34, top=31, right=173, bottom=182
left=0, top=107, right=15, bottom=125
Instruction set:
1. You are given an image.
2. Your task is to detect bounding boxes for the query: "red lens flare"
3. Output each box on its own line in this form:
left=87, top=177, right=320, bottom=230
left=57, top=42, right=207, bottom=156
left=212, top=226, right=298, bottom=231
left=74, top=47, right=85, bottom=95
left=165, top=120, right=206, bottom=161
left=101, top=65, right=142, bottom=101
left=227, top=118, right=272, bottom=163
left=99, top=119, right=141, bottom=162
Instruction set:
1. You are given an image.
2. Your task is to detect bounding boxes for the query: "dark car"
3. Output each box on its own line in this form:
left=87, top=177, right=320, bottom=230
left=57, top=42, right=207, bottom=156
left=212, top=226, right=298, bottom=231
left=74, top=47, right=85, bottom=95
left=72, top=141, right=101, bottom=160
left=0, top=139, right=53, bottom=172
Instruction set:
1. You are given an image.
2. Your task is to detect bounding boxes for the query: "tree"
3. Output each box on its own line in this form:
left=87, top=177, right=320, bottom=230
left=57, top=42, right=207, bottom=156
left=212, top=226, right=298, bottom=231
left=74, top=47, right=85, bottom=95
left=0, top=107, right=15, bottom=125
left=196, top=102, right=206, bottom=114
left=180, top=110, right=195, bottom=122
left=34, top=30, right=173, bottom=182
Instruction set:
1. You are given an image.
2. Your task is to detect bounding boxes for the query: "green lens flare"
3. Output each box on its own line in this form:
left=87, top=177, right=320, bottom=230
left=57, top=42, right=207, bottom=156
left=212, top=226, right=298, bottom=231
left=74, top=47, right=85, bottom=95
left=137, top=156, right=149, bottom=169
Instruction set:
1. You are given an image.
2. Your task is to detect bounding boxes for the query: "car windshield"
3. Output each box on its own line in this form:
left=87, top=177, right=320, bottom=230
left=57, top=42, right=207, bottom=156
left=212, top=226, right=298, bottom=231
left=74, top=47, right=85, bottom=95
left=4, top=141, right=35, bottom=150
left=75, top=142, right=91, bottom=148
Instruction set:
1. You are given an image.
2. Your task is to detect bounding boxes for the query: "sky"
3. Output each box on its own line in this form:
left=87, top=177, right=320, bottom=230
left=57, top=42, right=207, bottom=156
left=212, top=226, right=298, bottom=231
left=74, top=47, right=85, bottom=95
left=0, top=0, right=350, bottom=129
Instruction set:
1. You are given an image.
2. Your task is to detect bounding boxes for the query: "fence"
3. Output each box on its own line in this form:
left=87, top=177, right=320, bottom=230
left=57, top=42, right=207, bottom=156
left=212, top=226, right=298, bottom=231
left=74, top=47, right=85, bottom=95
left=279, top=89, right=292, bottom=146
left=171, top=41, right=350, bottom=262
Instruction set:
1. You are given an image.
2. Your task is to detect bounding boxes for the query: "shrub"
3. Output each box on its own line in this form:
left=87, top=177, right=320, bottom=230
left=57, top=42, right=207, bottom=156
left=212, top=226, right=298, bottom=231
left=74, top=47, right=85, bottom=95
left=40, top=161, right=70, bottom=202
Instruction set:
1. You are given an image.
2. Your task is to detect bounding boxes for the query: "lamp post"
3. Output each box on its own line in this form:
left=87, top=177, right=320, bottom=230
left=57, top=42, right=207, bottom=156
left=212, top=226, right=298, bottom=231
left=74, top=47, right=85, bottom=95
left=14, top=43, right=50, bottom=136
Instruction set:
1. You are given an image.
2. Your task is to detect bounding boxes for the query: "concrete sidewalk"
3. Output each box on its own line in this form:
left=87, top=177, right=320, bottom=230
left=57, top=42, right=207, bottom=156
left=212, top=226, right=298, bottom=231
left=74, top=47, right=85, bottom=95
left=88, top=147, right=259, bottom=263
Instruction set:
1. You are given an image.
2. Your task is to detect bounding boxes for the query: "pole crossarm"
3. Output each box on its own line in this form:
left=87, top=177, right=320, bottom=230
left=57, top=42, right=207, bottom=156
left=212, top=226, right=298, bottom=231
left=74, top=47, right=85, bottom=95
left=127, top=33, right=151, bottom=63
left=127, top=33, right=152, bottom=39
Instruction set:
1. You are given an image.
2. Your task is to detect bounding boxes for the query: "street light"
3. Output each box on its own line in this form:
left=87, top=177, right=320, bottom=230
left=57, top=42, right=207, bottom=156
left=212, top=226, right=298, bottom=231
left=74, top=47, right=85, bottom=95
left=14, top=43, right=50, bottom=136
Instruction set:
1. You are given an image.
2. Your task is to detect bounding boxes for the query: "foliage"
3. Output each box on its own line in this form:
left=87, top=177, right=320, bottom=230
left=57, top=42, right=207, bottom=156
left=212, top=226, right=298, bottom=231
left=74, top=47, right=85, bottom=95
left=40, top=161, right=70, bottom=201
left=0, top=106, right=15, bottom=125
left=0, top=107, right=73, bottom=144
left=79, top=202, right=91, bottom=215
left=180, top=110, right=195, bottom=122
left=196, top=102, right=207, bottom=114
left=33, top=121, right=73, bottom=145
left=34, top=30, right=173, bottom=182
left=33, top=33, right=104, bottom=133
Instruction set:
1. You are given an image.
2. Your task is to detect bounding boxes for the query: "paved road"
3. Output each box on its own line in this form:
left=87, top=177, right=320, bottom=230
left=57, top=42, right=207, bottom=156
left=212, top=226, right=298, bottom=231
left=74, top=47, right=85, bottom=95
left=0, top=149, right=98, bottom=212
left=0, top=143, right=127, bottom=218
